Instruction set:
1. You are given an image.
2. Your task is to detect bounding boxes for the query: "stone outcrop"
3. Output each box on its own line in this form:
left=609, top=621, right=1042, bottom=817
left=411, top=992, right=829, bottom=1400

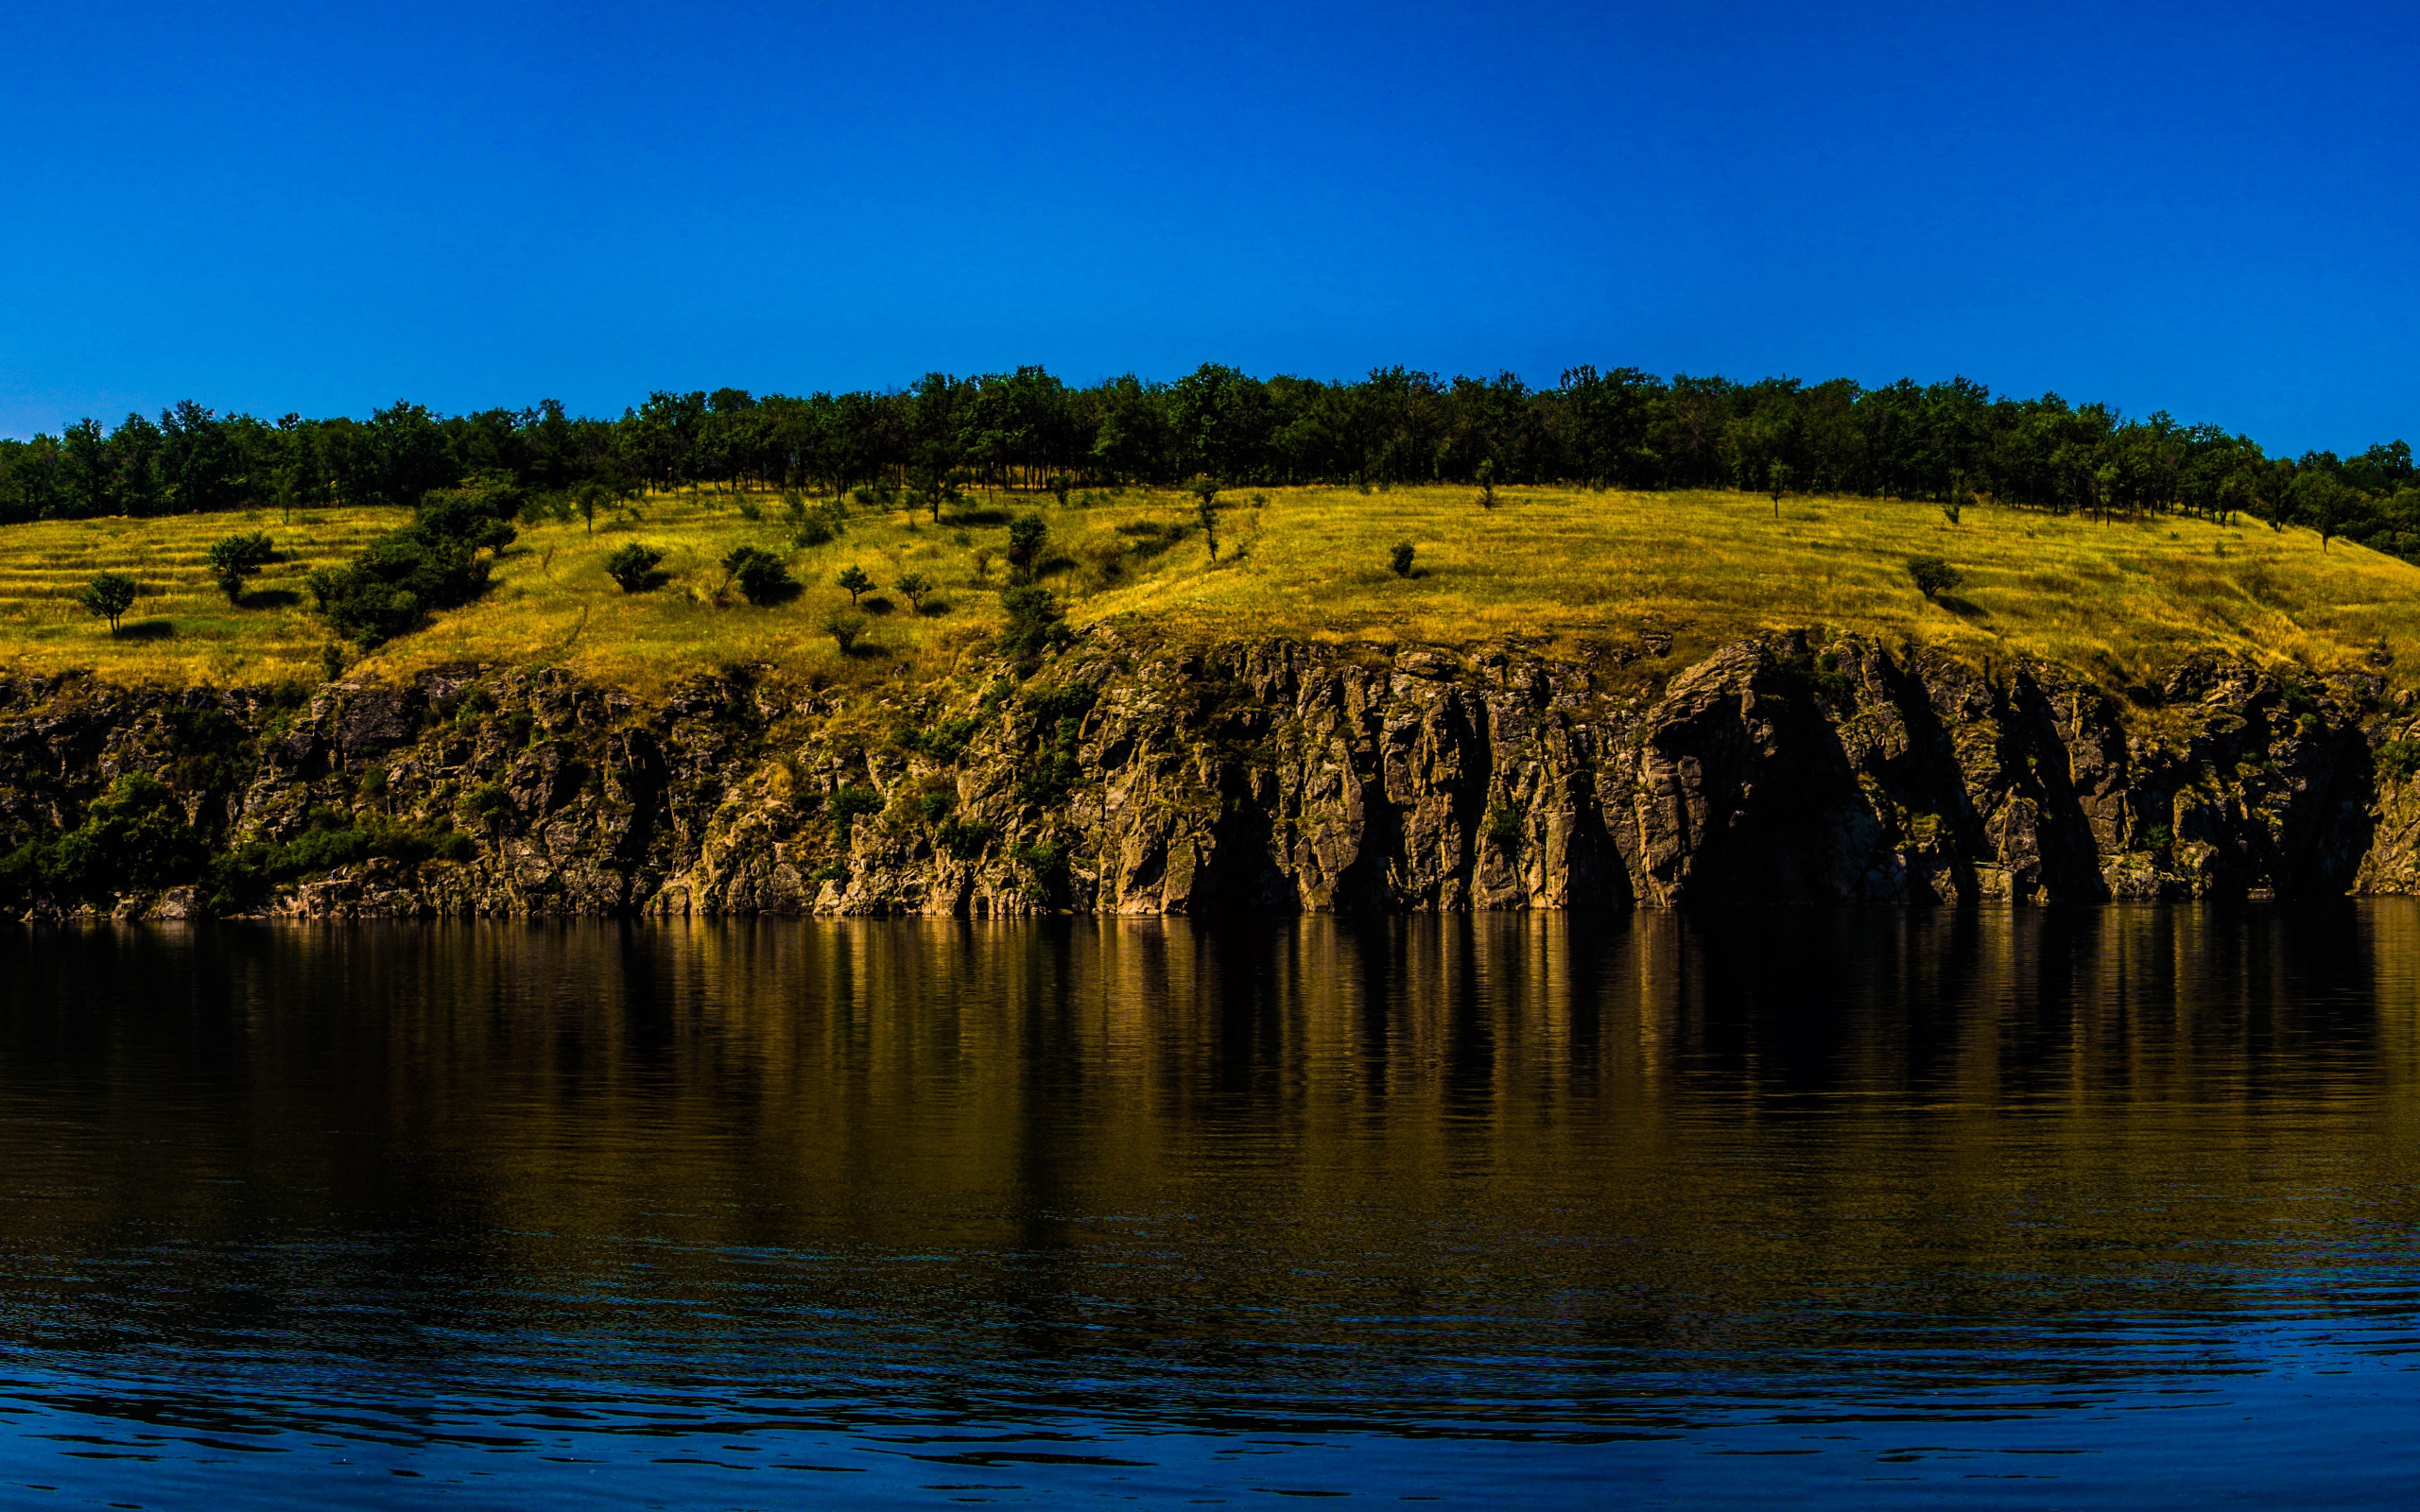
left=1, top=625, right=2411, bottom=919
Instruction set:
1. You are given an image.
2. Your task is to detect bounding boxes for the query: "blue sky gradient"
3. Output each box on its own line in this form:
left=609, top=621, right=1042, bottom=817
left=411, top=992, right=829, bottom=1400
left=2, top=0, right=2413, bottom=453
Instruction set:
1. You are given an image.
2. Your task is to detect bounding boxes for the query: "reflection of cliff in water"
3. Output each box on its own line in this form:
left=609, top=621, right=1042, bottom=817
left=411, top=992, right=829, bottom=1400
left=3, top=907, right=2417, bottom=1419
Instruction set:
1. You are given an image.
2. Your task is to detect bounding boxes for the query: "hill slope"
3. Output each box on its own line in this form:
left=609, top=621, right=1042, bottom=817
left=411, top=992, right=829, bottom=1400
left=2, top=484, right=2414, bottom=695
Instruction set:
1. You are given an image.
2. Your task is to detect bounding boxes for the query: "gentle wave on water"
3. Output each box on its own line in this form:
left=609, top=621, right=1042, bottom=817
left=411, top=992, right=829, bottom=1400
left=2, top=908, right=2417, bottom=1506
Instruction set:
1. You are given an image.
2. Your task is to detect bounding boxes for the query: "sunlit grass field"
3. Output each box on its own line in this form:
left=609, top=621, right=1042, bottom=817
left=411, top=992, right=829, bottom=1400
left=2, top=483, right=2416, bottom=694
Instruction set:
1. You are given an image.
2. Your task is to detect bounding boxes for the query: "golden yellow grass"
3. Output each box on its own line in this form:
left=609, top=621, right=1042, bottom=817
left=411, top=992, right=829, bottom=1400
left=3, top=484, right=2415, bottom=694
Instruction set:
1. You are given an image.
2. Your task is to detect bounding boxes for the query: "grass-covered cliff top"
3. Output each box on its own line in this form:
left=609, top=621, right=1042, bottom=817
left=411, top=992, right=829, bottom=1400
left=3, top=483, right=2414, bottom=695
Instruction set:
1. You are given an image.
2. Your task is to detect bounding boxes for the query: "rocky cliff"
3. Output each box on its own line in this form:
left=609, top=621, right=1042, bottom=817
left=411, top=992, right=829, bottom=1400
left=3, top=626, right=2414, bottom=919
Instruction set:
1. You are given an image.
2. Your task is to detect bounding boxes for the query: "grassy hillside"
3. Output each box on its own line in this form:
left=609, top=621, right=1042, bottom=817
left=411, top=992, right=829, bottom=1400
left=2, top=483, right=2415, bottom=695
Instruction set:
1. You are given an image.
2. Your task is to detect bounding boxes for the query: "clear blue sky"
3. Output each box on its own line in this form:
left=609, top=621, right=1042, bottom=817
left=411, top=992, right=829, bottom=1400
left=2, top=0, right=2412, bottom=454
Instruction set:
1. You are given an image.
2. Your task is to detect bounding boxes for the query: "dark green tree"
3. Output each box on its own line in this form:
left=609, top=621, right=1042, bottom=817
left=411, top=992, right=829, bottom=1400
left=836, top=565, right=874, bottom=604
left=1006, top=513, right=1047, bottom=582
left=205, top=531, right=276, bottom=602
left=1907, top=556, right=1962, bottom=600
left=604, top=542, right=665, bottom=593
left=895, top=571, right=932, bottom=612
left=998, top=585, right=1068, bottom=657
left=78, top=572, right=139, bottom=632
left=722, top=546, right=796, bottom=605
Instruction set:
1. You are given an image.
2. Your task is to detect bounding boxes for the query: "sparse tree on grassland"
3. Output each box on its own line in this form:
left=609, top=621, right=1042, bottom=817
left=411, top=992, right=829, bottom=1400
left=78, top=572, right=138, bottom=632
left=1907, top=556, right=1961, bottom=600
left=1006, top=514, right=1047, bottom=583
left=206, top=531, right=276, bottom=602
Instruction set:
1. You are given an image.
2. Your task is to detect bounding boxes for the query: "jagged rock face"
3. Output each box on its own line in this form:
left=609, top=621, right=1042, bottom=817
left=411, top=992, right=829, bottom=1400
left=0, top=629, right=2405, bottom=919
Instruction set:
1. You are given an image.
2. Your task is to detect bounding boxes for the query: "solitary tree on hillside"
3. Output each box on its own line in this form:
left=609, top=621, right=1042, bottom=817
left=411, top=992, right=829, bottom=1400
left=895, top=571, right=932, bottom=613
left=1477, top=458, right=1497, bottom=509
left=1907, top=556, right=1962, bottom=601
left=1390, top=542, right=1415, bottom=576
left=1195, top=486, right=1221, bottom=560
left=837, top=565, right=874, bottom=604
left=2291, top=472, right=2356, bottom=551
left=1006, top=514, right=1047, bottom=583
left=1767, top=461, right=1794, bottom=519
left=206, top=531, right=276, bottom=602
left=78, top=572, right=139, bottom=632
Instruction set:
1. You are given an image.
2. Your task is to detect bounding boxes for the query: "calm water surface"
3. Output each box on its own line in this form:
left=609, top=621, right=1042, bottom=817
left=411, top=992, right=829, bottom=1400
left=2, top=909, right=2417, bottom=1508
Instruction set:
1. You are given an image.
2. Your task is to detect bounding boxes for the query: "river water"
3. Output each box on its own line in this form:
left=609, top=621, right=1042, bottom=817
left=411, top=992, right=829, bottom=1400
left=0, top=909, right=2415, bottom=1508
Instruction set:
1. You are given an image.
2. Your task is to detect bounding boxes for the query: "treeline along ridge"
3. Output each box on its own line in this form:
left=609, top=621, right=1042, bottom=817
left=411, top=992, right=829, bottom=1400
left=5, top=365, right=2417, bottom=558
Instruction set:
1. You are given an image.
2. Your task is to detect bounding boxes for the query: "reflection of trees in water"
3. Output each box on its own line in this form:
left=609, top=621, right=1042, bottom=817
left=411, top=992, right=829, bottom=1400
left=0, top=906, right=2417, bottom=1419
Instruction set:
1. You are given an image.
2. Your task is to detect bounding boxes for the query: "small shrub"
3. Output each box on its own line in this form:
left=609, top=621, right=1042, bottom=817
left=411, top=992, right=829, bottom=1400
left=1011, top=838, right=1070, bottom=884
left=822, top=609, right=868, bottom=653
left=1483, top=800, right=1521, bottom=846
left=2377, top=738, right=2420, bottom=782
left=460, top=782, right=512, bottom=822
left=1906, top=556, right=1962, bottom=600
left=1390, top=542, right=1415, bottom=577
left=721, top=546, right=796, bottom=605
left=828, top=785, right=884, bottom=842
left=1014, top=681, right=1097, bottom=803
left=935, top=816, right=993, bottom=860
left=604, top=542, right=665, bottom=593
left=998, top=586, right=1069, bottom=659
left=736, top=500, right=763, bottom=522
left=791, top=502, right=846, bottom=547
left=895, top=572, right=933, bottom=612
left=914, top=714, right=980, bottom=763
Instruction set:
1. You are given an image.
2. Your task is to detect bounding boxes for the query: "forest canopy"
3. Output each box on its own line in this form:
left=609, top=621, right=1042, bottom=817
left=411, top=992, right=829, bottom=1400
left=5, top=365, right=2417, bottom=559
